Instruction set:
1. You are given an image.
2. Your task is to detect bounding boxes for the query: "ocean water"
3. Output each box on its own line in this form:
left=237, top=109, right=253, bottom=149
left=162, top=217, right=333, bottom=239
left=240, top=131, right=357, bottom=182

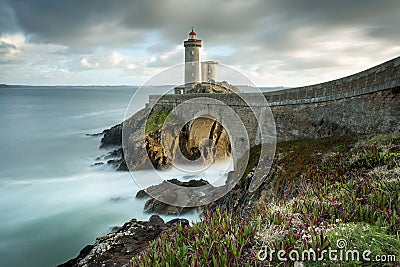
left=0, top=87, right=202, bottom=267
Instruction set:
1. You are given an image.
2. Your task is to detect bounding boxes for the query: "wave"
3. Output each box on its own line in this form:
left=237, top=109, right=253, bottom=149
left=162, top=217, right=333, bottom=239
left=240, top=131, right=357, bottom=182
left=71, top=108, right=126, bottom=119
left=0, top=170, right=133, bottom=187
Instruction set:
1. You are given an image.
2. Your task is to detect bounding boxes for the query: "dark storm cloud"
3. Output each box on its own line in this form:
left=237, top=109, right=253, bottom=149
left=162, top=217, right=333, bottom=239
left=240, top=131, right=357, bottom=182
left=3, top=0, right=400, bottom=49
left=263, top=0, right=400, bottom=44
left=1, top=0, right=399, bottom=85
left=2, top=0, right=263, bottom=47
left=2, top=0, right=150, bottom=46
left=0, top=0, right=19, bottom=33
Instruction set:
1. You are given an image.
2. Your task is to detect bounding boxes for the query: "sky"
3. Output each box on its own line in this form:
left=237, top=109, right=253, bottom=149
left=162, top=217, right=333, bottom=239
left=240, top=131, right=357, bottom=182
left=0, top=0, right=399, bottom=87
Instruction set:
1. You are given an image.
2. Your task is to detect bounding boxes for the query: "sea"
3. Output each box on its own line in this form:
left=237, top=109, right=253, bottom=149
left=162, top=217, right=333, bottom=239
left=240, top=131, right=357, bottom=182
left=0, top=86, right=214, bottom=267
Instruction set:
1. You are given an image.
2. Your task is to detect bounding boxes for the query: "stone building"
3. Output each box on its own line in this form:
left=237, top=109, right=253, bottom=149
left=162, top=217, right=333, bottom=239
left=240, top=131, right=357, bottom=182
left=184, top=27, right=202, bottom=87
left=175, top=28, right=238, bottom=94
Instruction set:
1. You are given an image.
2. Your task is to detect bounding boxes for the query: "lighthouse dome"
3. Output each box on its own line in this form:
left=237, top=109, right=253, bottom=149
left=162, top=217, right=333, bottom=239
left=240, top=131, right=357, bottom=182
left=189, top=27, right=197, bottom=39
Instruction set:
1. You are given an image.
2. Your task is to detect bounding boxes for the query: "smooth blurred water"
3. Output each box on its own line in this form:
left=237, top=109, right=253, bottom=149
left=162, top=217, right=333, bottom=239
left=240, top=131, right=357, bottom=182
left=0, top=87, right=200, bottom=267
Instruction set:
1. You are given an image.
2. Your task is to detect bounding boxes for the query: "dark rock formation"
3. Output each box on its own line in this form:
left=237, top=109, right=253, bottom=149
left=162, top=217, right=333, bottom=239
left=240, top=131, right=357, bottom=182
left=203, top=144, right=282, bottom=218
left=100, top=124, right=122, bottom=148
left=136, top=179, right=210, bottom=215
left=58, top=245, right=94, bottom=267
left=95, top=102, right=233, bottom=172
left=57, top=215, right=189, bottom=267
left=104, top=148, right=123, bottom=159
left=93, top=144, right=127, bottom=171
left=86, top=132, right=103, bottom=137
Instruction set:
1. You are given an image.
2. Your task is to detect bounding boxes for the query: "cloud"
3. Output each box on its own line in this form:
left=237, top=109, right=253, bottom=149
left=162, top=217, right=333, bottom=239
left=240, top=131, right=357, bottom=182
left=80, top=57, right=98, bottom=69
left=110, top=51, right=123, bottom=67
left=0, top=0, right=399, bottom=85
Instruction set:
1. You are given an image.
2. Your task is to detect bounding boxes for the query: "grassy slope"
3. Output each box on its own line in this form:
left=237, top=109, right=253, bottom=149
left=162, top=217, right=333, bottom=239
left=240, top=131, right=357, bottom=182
left=130, top=133, right=400, bottom=266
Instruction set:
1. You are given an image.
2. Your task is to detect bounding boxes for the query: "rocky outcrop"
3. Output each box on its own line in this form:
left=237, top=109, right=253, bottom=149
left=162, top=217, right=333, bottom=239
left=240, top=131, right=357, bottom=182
left=94, top=95, right=233, bottom=171
left=136, top=178, right=210, bottom=215
left=92, top=147, right=127, bottom=171
left=121, top=108, right=232, bottom=171
left=185, top=81, right=240, bottom=94
left=58, top=215, right=189, bottom=267
left=100, top=124, right=122, bottom=148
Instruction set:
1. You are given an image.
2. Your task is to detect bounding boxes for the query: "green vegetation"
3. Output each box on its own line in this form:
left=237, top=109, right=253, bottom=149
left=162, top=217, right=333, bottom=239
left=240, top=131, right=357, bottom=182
left=145, top=109, right=170, bottom=134
left=131, top=209, right=258, bottom=266
left=145, top=109, right=181, bottom=134
left=130, top=133, right=400, bottom=266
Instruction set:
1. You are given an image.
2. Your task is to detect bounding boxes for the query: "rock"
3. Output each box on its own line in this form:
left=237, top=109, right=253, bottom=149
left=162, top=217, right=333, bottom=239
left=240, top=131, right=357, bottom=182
left=149, top=215, right=164, bottom=225
left=169, top=178, right=209, bottom=187
left=166, top=218, right=190, bottom=228
left=116, top=160, right=128, bottom=171
left=106, top=159, right=119, bottom=165
left=91, top=162, right=104, bottom=166
left=109, top=226, right=121, bottom=233
left=141, top=179, right=210, bottom=215
left=135, top=189, right=149, bottom=198
left=58, top=216, right=187, bottom=267
left=106, top=158, right=126, bottom=170
left=86, top=132, right=103, bottom=137
left=144, top=198, right=188, bottom=215
left=104, top=148, right=123, bottom=159
left=57, top=245, right=94, bottom=267
left=94, top=147, right=127, bottom=171
left=96, top=107, right=233, bottom=172
left=100, top=124, right=122, bottom=148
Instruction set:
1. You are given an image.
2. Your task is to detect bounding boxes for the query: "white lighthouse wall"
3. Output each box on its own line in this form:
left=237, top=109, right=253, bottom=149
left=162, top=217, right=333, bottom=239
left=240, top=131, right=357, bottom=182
left=201, top=61, right=218, bottom=82
left=184, top=44, right=201, bottom=85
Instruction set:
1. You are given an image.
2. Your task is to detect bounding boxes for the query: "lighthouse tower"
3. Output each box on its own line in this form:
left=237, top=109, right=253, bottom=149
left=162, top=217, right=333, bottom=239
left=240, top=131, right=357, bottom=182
left=184, top=27, right=202, bottom=87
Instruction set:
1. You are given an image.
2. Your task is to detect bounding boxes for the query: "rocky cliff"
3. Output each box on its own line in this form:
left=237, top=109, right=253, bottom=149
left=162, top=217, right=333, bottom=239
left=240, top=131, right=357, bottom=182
left=99, top=108, right=232, bottom=171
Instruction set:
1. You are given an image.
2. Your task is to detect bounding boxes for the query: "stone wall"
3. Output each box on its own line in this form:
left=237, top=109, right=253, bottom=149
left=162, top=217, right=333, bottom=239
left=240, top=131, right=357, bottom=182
left=147, top=56, right=400, bottom=142
left=273, top=87, right=399, bottom=141
left=263, top=55, right=400, bottom=106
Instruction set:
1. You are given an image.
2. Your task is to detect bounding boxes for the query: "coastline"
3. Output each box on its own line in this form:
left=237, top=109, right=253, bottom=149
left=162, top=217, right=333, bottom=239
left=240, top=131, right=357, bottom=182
left=61, top=131, right=400, bottom=266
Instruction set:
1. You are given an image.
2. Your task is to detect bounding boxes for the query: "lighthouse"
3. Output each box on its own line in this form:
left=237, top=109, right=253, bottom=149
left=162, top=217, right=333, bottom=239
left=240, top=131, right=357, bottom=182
left=184, top=27, right=202, bottom=86
left=175, top=28, right=229, bottom=94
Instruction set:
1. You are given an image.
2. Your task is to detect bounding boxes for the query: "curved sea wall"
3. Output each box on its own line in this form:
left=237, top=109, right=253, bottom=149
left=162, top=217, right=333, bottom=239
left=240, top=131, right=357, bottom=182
left=148, top=56, right=400, bottom=141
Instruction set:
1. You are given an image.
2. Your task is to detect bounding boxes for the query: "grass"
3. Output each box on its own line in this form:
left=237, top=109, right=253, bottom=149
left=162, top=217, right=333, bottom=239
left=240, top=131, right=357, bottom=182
left=130, top=209, right=259, bottom=266
left=145, top=109, right=181, bottom=134
left=129, top=133, right=400, bottom=266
